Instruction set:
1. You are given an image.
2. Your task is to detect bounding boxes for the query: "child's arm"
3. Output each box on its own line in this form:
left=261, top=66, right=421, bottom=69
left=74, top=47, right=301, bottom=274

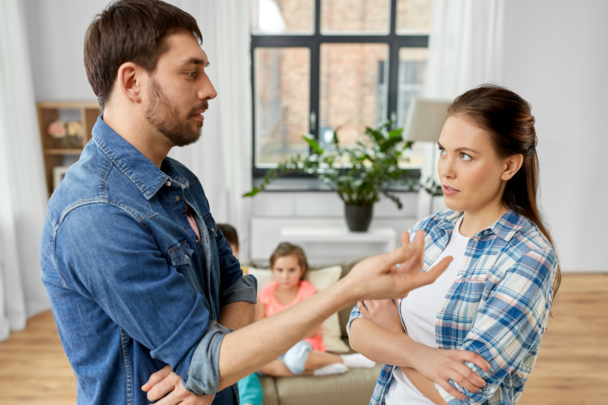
left=255, top=302, right=266, bottom=322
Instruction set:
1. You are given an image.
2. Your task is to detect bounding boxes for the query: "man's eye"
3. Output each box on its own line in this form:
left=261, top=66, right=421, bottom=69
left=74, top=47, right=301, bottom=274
left=187, top=72, right=196, bottom=78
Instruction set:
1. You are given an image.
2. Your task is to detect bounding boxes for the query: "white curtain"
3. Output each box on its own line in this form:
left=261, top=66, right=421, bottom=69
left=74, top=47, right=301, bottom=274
left=417, top=0, right=505, bottom=219
left=168, top=0, right=253, bottom=262
left=0, top=0, right=50, bottom=341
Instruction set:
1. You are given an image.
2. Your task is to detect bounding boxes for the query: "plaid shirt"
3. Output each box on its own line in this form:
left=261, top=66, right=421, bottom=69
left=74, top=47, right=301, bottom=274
left=348, top=209, right=557, bottom=405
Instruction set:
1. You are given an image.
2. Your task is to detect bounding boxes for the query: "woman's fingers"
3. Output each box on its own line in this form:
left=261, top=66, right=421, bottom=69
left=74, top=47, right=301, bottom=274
left=459, top=350, right=491, bottom=373
left=436, top=378, right=468, bottom=402
left=452, top=361, right=485, bottom=391
left=357, top=301, right=369, bottom=316
left=141, top=365, right=171, bottom=392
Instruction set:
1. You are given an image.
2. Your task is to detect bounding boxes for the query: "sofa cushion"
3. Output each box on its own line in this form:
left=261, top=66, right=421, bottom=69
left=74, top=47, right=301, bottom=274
left=259, top=376, right=279, bottom=405
left=272, top=364, right=383, bottom=405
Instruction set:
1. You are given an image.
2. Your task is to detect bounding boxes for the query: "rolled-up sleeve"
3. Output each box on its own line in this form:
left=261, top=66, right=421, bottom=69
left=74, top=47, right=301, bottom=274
left=436, top=248, right=557, bottom=404
left=54, top=204, right=227, bottom=394
left=186, top=321, right=232, bottom=394
left=346, top=304, right=364, bottom=336
left=220, top=274, right=257, bottom=306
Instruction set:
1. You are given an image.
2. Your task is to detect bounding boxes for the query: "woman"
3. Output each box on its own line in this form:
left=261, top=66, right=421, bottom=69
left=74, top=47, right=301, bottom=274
left=348, top=85, right=560, bottom=405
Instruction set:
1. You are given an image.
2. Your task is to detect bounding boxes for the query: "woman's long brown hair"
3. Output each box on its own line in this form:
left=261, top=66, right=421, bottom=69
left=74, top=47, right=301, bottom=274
left=448, top=84, right=561, bottom=298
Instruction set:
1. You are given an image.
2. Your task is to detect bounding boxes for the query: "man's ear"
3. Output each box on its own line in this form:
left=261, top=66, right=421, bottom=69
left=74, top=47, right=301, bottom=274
left=115, top=62, right=144, bottom=104
left=501, top=154, right=524, bottom=181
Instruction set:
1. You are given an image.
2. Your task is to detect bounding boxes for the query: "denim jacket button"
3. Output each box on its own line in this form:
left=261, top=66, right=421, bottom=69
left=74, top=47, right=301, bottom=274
left=175, top=195, right=180, bottom=202
left=165, top=181, right=171, bottom=187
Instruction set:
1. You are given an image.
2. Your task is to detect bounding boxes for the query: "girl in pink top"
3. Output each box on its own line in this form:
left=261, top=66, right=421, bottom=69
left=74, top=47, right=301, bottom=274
left=256, top=243, right=376, bottom=377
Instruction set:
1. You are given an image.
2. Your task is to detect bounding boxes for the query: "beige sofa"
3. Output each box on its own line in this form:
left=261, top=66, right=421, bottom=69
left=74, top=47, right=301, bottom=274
left=255, top=261, right=383, bottom=405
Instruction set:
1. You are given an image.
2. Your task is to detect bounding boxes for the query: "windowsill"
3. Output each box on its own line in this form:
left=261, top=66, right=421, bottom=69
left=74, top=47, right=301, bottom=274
left=252, top=177, right=419, bottom=192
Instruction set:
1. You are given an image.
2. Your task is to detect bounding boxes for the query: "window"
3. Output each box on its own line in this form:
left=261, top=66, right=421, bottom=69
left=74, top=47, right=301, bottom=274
left=251, top=0, right=432, bottom=176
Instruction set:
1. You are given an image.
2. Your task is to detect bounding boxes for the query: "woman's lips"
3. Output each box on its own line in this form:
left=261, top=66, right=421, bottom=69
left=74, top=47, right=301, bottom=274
left=442, top=185, right=460, bottom=195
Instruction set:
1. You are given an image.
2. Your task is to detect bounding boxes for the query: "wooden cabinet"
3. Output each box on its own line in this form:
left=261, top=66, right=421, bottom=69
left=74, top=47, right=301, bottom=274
left=37, top=101, right=101, bottom=197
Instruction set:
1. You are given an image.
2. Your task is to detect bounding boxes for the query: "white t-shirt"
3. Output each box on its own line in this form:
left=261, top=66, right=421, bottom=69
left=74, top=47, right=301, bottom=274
left=385, top=215, right=469, bottom=405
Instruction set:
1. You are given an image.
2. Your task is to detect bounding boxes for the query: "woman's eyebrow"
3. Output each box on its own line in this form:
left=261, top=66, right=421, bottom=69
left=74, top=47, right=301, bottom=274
left=437, top=142, right=478, bottom=154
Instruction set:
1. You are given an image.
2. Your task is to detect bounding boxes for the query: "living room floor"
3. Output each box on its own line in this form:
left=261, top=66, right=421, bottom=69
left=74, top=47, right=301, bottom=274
left=0, top=274, right=605, bottom=405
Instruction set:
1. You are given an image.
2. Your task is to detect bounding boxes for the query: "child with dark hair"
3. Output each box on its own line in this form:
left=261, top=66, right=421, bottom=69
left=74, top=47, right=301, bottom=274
left=216, top=223, right=248, bottom=274
left=256, top=242, right=376, bottom=377
left=216, top=223, right=261, bottom=405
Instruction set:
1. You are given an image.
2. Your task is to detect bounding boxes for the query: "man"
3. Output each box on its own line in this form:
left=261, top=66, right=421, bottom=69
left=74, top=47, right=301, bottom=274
left=40, top=1, right=452, bottom=404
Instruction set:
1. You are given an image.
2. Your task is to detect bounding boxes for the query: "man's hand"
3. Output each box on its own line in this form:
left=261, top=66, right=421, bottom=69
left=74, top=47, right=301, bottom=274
left=358, top=299, right=403, bottom=334
left=344, top=230, right=453, bottom=301
left=142, top=366, right=215, bottom=405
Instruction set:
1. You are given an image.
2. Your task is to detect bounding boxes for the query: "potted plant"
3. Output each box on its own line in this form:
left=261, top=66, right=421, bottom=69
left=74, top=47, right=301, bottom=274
left=244, top=122, right=419, bottom=232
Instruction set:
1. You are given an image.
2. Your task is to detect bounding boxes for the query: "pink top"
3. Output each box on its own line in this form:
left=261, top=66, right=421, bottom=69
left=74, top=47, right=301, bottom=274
left=259, top=280, right=325, bottom=352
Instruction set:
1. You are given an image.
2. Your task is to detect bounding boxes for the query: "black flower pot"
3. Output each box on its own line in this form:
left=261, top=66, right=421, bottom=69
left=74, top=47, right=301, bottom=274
left=345, top=204, right=374, bottom=232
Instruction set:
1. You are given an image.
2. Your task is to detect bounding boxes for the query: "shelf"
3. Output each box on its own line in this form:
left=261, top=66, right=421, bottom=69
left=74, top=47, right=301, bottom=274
left=44, top=149, right=83, bottom=155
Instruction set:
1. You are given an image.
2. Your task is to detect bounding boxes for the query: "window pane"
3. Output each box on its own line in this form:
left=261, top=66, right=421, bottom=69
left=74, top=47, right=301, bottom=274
left=321, top=0, right=390, bottom=34
left=254, top=48, right=310, bottom=167
left=397, top=47, right=428, bottom=167
left=320, top=44, right=389, bottom=149
left=396, top=0, right=432, bottom=34
left=251, top=0, right=314, bottom=34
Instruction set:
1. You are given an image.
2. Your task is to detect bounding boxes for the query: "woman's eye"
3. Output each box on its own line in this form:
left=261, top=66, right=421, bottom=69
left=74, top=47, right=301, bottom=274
left=438, top=147, right=447, bottom=156
left=461, top=153, right=472, bottom=161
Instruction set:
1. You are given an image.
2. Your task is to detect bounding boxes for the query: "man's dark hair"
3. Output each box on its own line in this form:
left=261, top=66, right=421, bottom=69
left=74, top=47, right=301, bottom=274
left=217, top=224, right=239, bottom=249
left=84, top=0, right=202, bottom=109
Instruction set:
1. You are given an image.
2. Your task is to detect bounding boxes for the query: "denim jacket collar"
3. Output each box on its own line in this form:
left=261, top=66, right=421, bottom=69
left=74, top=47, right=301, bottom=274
left=436, top=209, right=525, bottom=242
left=92, top=116, right=189, bottom=200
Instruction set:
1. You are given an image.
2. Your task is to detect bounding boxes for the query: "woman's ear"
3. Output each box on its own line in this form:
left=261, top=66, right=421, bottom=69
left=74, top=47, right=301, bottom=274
left=501, top=154, right=524, bottom=181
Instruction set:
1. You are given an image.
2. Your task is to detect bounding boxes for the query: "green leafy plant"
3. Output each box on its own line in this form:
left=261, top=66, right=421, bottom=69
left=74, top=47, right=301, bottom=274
left=244, top=121, right=419, bottom=209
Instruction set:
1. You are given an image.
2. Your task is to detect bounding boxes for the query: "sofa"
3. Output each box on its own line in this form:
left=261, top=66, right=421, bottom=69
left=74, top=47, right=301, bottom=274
left=251, top=260, right=383, bottom=405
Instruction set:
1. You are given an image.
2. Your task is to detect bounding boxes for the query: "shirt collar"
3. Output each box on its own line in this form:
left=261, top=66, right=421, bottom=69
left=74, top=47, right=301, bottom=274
left=92, top=115, right=189, bottom=200
left=436, top=209, right=525, bottom=242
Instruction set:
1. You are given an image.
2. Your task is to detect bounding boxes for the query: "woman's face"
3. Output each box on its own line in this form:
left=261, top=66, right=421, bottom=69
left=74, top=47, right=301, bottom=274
left=272, top=254, right=305, bottom=290
left=437, top=115, right=509, bottom=214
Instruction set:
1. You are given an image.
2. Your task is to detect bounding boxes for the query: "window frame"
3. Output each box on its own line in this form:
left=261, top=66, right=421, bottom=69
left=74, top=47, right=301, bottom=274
left=251, top=0, right=429, bottom=178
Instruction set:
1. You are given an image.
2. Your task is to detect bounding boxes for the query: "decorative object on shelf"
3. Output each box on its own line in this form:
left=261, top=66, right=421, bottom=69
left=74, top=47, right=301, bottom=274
left=38, top=101, right=102, bottom=197
left=47, top=119, right=85, bottom=149
left=244, top=121, right=419, bottom=232
left=52, top=166, right=69, bottom=190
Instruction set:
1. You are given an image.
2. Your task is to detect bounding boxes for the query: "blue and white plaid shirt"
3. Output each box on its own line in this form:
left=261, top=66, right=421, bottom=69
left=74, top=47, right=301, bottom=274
left=348, top=209, right=558, bottom=405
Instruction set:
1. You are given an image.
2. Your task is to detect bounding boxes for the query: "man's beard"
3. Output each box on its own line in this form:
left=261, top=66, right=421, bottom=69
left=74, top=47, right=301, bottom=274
left=144, top=78, right=207, bottom=147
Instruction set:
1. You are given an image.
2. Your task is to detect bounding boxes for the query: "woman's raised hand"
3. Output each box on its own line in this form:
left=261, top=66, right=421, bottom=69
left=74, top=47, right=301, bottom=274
left=357, top=299, right=404, bottom=334
left=343, top=230, right=453, bottom=301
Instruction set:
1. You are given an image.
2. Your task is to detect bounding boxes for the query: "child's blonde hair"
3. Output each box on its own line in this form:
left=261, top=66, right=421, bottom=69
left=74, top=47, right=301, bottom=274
left=270, top=242, right=309, bottom=280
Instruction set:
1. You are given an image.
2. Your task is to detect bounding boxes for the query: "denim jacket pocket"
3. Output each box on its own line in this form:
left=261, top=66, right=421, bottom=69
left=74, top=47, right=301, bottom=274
left=167, top=242, right=194, bottom=267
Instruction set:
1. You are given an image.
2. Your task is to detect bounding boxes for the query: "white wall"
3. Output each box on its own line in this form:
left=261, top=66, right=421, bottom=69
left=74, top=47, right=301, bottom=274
left=502, top=0, right=608, bottom=271
left=23, top=0, right=109, bottom=101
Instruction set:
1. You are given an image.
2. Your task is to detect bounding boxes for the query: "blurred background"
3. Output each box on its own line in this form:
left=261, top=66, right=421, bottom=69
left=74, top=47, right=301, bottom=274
left=0, top=0, right=606, bottom=404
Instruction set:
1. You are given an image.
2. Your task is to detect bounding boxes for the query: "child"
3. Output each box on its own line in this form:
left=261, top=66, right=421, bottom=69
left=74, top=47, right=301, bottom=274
left=217, top=223, right=262, bottom=405
left=216, top=223, right=248, bottom=274
left=257, top=242, right=376, bottom=377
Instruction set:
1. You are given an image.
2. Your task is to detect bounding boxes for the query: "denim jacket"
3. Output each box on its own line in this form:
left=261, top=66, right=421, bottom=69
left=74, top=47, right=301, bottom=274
left=40, top=116, right=257, bottom=405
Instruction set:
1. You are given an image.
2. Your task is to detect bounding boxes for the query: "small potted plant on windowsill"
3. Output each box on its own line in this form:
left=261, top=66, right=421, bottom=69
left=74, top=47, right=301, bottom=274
left=243, top=122, right=419, bottom=232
